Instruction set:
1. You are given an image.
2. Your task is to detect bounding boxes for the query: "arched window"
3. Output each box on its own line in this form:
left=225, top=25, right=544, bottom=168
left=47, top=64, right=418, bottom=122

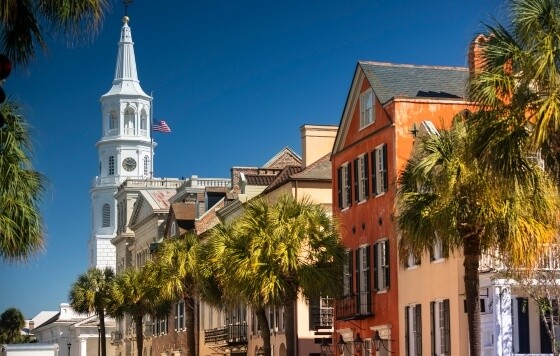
left=124, top=107, right=135, bottom=134
left=109, top=156, right=115, bottom=175
left=109, top=111, right=118, bottom=131
left=144, top=156, right=149, bottom=175
left=102, top=204, right=111, bottom=227
left=140, top=109, right=148, bottom=133
left=171, top=221, right=177, bottom=236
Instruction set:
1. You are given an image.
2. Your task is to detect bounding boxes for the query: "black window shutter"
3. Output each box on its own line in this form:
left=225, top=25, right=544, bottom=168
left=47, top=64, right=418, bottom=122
left=373, top=243, right=379, bottom=291
left=346, top=250, right=353, bottom=297
left=540, top=303, right=552, bottom=353
left=371, top=150, right=377, bottom=196
left=355, top=249, right=360, bottom=292
left=385, top=240, right=390, bottom=289
left=443, top=299, right=451, bottom=354
left=337, top=167, right=343, bottom=209
left=346, top=162, right=352, bottom=207
left=415, top=304, right=422, bottom=356
left=382, top=144, right=388, bottom=192
left=405, top=306, right=410, bottom=356
left=309, top=296, right=320, bottom=331
left=430, top=301, right=435, bottom=356
left=364, top=153, right=369, bottom=197
left=354, top=158, right=359, bottom=202
left=366, top=244, right=371, bottom=292
left=517, top=298, right=529, bottom=353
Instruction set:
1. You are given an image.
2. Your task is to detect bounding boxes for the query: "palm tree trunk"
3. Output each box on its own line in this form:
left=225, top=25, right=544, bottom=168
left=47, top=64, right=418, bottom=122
left=463, top=235, right=481, bottom=356
left=135, top=315, right=144, bottom=356
left=283, top=287, right=297, bottom=356
left=99, top=308, right=107, bottom=356
left=185, top=296, right=196, bottom=356
left=255, top=305, right=272, bottom=356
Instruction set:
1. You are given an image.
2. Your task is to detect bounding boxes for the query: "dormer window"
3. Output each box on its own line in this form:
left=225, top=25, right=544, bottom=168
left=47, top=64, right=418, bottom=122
left=360, top=89, right=374, bottom=128
left=124, top=107, right=135, bottom=135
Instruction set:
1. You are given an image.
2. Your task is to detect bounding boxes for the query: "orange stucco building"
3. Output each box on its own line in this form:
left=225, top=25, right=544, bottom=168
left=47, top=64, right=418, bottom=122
left=331, top=61, right=471, bottom=356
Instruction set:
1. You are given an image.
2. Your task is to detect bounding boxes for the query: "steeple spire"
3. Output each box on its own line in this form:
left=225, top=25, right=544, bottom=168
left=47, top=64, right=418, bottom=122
left=103, top=16, right=149, bottom=97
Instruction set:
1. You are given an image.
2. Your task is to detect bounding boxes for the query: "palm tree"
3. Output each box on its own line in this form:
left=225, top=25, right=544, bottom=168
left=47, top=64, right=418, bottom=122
left=208, top=195, right=345, bottom=356
left=107, top=266, right=169, bottom=356
left=0, top=307, right=25, bottom=343
left=396, top=117, right=560, bottom=356
left=0, top=0, right=109, bottom=67
left=468, top=0, right=560, bottom=182
left=0, top=101, right=46, bottom=262
left=148, top=234, right=201, bottom=356
left=69, top=267, right=115, bottom=356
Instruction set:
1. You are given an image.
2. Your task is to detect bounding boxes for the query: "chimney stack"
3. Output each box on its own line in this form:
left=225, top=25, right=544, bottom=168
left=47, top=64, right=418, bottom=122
left=300, top=125, right=338, bottom=168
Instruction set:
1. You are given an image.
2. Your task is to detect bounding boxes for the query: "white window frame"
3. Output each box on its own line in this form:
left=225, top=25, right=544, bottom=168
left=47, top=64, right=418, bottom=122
left=431, top=238, right=446, bottom=262
left=124, top=107, right=135, bottom=135
left=360, top=89, right=374, bottom=128
left=406, top=304, right=421, bottom=356
left=357, top=154, right=368, bottom=202
left=374, top=144, right=387, bottom=195
left=358, top=245, right=370, bottom=314
left=340, top=163, right=351, bottom=209
left=376, top=240, right=389, bottom=291
left=432, top=299, right=450, bottom=356
left=175, top=300, right=185, bottom=331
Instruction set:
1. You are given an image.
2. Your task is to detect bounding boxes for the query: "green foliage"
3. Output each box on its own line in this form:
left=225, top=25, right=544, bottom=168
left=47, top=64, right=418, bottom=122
left=0, top=307, right=25, bottom=344
left=0, top=101, right=46, bottom=262
left=0, top=0, right=109, bottom=67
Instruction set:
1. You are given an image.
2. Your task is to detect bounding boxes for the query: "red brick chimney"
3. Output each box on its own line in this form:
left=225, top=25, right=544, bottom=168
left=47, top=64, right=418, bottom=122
left=468, top=34, right=487, bottom=76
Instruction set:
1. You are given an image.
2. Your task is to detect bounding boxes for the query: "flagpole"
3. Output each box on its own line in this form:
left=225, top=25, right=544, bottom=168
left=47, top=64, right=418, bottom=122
left=150, top=91, right=154, bottom=179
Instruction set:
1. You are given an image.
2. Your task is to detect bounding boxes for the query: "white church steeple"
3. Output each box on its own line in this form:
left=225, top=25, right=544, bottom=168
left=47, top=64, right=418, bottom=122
left=89, top=16, right=155, bottom=270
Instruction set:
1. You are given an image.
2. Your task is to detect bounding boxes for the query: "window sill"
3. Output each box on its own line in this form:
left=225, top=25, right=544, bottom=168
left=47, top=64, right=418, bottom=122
left=376, top=289, right=388, bottom=294
left=359, top=121, right=375, bottom=131
left=431, top=258, right=446, bottom=264
left=405, top=265, right=419, bottom=271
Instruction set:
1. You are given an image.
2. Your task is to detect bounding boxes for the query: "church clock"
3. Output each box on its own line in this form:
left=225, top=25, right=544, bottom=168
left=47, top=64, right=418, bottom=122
left=122, top=157, right=137, bottom=171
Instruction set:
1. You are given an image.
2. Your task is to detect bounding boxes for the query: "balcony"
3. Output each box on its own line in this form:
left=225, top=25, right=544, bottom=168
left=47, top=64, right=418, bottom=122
left=479, top=244, right=560, bottom=272
left=204, top=324, right=248, bottom=346
left=335, top=292, right=373, bottom=320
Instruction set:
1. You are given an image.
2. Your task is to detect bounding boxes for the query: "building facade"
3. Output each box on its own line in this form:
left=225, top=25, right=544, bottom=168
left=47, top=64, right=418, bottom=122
left=331, top=61, right=471, bottom=356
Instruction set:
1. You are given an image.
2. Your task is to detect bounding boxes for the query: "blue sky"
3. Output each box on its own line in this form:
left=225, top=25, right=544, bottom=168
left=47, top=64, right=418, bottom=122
left=0, top=0, right=502, bottom=318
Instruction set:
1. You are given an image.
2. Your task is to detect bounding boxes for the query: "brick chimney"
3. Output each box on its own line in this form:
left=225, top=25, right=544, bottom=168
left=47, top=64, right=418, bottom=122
left=300, top=124, right=338, bottom=168
left=468, top=34, right=487, bottom=76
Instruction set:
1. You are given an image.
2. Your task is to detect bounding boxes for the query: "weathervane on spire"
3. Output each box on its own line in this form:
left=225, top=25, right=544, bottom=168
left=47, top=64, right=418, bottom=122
left=123, top=0, right=133, bottom=16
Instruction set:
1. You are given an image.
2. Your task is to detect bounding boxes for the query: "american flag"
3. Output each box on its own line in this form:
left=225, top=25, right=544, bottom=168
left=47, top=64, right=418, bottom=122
left=152, top=119, right=171, bottom=133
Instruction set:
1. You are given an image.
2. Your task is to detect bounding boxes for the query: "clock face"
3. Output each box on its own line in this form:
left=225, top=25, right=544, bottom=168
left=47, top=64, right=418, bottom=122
left=122, top=157, right=137, bottom=172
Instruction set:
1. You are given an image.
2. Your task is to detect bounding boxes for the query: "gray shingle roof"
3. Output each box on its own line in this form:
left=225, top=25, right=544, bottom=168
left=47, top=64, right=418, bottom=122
left=359, top=61, right=469, bottom=104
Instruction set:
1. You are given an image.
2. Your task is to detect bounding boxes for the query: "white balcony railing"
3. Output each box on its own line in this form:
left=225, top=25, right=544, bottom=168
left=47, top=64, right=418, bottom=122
left=479, top=244, right=560, bottom=272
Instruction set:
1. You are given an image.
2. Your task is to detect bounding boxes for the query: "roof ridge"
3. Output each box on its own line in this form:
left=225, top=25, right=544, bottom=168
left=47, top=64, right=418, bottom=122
left=359, top=60, right=468, bottom=71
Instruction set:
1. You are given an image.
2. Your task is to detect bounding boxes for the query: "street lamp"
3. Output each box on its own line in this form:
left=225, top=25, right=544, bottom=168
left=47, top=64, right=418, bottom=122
left=67, top=341, right=71, bottom=356
left=256, top=346, right=264, bottom=356
left=337, top=333, right=363, bottom=354
left=97, top=324, right=101, bottom=356
left=371, top=330, right=393, bottom=353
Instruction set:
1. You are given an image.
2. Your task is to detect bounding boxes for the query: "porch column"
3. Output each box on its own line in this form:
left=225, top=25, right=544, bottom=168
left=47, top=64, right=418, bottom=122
left=79, top=336, right=88, bottom=356
left=492, top=281, right=512, bottom=356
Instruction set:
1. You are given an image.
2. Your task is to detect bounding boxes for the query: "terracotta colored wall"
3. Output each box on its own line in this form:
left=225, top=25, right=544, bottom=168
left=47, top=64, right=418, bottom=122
left=332, top=73, right=473, bottom=355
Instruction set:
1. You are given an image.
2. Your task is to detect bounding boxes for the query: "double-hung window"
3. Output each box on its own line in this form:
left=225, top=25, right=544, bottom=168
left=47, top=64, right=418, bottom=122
left=354, top=154, right=369, bottom=203
left=405, top=304, right=422, bottom=356
left=356, top=245, right=371, bottom=315
left=374, top=239, right=390, bottom=291
left=360, top=89, right=374, bottom=128
left=337, top=163, right=352, bottom=209
left=430, top=235, right=448, bottom=261
left=371, top=144, right=388, bottom=196
left=175, top=300, right=185, bottom=331
left=431, top=299, right=450, bottom=356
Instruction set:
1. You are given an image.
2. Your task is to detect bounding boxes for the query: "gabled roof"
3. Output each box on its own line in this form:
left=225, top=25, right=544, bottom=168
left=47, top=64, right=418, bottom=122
left=262, top=147, right=302, bottom=168
left=333, top=61, right=469, bottom=154
left=261, top=166, right=303, bottom=195
left=359, top=61, right=468, bottom=104
left=129, top=189, right=176, bottom=227
left=245, top=174, right=278, bottom=186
